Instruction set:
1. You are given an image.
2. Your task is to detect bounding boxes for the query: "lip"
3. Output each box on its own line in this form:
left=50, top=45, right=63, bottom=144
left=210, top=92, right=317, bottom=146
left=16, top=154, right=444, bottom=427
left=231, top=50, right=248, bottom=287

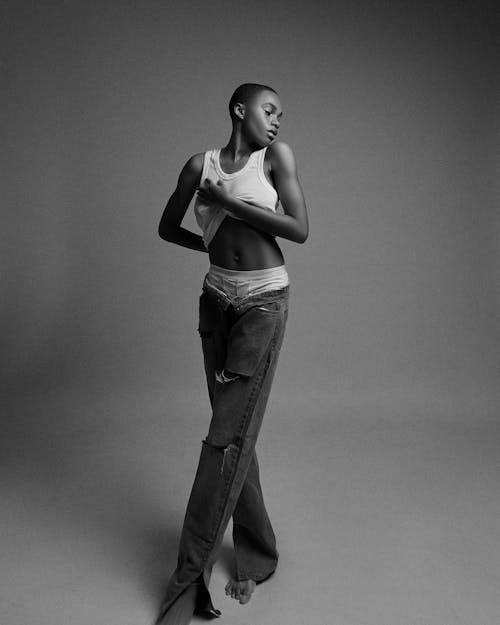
left=267, top=130, right=277, bottom=138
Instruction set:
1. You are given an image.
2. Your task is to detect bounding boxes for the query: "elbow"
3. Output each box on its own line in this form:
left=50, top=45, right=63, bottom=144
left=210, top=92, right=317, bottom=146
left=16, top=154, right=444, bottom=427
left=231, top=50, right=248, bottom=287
left=158, top=221, right=175, bottom=241
left=158, top=225, right=169, bottom=241
left=293, top=225, right=309, bottom=244
left=286, top=215, right=308, bottom=244
left=286, top=231, right=307, bottom=244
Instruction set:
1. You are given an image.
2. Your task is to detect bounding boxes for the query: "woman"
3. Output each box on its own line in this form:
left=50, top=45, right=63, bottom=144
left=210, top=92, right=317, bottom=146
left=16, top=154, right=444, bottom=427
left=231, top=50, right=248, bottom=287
left=156, top=82, right=308, bottom=625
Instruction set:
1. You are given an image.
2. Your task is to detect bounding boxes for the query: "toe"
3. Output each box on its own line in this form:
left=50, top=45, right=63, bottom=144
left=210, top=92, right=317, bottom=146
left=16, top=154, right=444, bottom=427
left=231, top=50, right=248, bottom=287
left=239, top=587, right=253, bottom=605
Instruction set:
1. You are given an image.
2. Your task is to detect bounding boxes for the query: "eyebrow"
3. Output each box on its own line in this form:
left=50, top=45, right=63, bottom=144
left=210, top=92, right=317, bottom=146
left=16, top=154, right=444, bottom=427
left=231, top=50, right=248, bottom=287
left=263, top=103, right=284, bottom=117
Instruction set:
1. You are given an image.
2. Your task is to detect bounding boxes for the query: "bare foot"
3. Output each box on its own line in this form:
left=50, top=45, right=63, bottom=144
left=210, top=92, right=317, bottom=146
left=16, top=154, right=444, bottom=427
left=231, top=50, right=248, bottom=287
left=224, top=579, right=256, bottom=605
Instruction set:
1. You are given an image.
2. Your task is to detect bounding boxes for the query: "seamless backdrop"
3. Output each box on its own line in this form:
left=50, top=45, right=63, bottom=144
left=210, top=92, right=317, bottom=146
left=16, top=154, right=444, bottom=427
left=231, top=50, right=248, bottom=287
left=2, top=0, right=499, bottom=405
left=1, top=2, right=500, bottom=624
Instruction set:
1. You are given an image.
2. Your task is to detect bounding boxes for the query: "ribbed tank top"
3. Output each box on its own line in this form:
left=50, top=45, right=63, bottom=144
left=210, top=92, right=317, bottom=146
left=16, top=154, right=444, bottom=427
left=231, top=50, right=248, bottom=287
left=194, top=147, right=279, bottom=248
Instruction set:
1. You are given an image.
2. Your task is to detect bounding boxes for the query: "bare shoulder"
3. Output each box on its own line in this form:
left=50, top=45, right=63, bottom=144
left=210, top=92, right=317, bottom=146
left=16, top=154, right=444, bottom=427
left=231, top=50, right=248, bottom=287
left=182, top=152, right=205, bottom=176
left=267, top=140, right=298, bottom=173
left=177, top=151, right=205, bottom=188
left=267, top=140, right=295, bottom=158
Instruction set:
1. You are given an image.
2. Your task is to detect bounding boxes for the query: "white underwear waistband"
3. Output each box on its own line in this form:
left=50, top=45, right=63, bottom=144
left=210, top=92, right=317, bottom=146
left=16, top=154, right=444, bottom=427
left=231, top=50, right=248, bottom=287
left=205, top=264, right=289, bottom=300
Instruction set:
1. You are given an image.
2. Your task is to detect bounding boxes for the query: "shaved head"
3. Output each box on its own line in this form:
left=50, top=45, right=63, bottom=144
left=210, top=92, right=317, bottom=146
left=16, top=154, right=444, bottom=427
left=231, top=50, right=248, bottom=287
left=228, top=83, right=278, bottom=121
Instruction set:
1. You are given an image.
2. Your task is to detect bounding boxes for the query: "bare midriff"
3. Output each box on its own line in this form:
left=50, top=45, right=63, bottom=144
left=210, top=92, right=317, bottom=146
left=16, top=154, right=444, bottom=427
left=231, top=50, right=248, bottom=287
left=208, top=217, right=284, bottom=271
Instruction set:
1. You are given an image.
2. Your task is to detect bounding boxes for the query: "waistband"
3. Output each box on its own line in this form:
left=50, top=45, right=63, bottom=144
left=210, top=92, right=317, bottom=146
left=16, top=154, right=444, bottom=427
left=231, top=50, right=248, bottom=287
left=204, top=264, right=289, bottom=308
left=208, top=264, right=289, bottom=283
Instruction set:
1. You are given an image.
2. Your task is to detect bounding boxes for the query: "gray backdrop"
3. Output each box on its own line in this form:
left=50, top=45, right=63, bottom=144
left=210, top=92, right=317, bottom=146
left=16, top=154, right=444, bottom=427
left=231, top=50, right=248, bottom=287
left=2, top=1, right=499, bottom=405
left=2, top=1, right=499, bottom=406
left=2, top=2, right=500, bottom=624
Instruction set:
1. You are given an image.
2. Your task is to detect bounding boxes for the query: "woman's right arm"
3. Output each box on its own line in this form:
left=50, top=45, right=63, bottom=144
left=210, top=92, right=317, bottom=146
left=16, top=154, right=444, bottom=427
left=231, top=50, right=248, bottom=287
left=158, top=153, right=207, bottom=252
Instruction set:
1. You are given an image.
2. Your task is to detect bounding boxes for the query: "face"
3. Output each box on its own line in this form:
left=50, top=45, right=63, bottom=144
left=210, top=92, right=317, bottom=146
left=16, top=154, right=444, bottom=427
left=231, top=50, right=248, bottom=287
left=239, top=90, right=283, bottom=146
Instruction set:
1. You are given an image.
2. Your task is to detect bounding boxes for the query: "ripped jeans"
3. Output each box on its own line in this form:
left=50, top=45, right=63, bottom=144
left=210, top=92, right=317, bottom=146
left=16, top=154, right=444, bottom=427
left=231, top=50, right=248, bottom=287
left=156, top=277, right=289, bottom=621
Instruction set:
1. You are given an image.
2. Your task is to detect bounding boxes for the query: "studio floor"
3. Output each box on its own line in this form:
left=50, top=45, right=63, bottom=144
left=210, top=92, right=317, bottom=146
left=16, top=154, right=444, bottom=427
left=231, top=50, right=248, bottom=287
left=2, top=382, right=499, bottom=625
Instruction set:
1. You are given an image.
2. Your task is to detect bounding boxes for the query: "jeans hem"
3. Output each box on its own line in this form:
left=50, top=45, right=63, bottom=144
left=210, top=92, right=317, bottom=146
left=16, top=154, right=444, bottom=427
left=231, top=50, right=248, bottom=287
left=235, top=567, right=277, bottom=584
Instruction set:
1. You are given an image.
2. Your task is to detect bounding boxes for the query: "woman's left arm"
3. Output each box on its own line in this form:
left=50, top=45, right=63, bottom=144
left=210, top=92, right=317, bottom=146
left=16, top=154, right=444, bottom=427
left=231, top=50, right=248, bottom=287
left=197, top=141, right=309, bottom=244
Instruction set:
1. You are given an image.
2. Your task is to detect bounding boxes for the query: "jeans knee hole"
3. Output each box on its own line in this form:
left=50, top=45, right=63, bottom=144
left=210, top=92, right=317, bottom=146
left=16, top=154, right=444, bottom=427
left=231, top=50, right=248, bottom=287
left=215, top=369, right=240, bottom=384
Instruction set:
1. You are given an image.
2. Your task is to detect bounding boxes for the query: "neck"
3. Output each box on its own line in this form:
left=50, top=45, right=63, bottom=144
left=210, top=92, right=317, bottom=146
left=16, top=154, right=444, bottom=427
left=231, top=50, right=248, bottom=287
left=222, top=128, right=258, bottom=161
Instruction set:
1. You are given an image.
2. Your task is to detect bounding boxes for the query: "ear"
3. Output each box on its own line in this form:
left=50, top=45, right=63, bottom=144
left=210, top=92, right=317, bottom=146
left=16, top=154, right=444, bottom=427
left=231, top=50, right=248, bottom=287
left=233, top=102, right=245, bottom=120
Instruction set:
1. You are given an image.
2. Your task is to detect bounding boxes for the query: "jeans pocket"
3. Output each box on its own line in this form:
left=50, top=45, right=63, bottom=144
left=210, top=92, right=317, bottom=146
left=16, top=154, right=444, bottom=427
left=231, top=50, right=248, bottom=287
left=198, top=290, right=217, bottom=336
left=225, top=305, right=283, bottom=378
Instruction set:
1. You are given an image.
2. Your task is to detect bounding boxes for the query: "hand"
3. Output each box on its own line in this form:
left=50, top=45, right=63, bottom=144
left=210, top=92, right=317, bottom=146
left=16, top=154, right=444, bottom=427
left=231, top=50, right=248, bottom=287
left=196, top=178, right=232, bottom=207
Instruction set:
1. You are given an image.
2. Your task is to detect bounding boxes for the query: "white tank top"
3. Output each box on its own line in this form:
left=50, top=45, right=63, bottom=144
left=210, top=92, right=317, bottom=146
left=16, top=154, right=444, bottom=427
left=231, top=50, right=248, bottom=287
left=194, top=147, right=279, bottom=248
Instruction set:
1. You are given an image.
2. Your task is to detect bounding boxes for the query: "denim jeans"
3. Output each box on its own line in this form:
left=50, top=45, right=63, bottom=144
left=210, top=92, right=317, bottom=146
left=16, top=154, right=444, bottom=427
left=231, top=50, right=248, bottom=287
left=156, top=278, right=289, bottom=621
